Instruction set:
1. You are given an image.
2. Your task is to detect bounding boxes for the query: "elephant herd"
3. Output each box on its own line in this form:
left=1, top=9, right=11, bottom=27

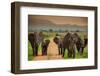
left=28, top=32, right=88, bottom=58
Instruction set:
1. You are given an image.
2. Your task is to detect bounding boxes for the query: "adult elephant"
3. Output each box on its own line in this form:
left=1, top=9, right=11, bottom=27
left=53, top=36, right=63, bottom=55
left=63, top=32, right=78, bottom=58
left=84, top=37, right=88, bottom=47
left=73, top=33, right=86, bottom=54
left=28, top=32, right=44, bottom=56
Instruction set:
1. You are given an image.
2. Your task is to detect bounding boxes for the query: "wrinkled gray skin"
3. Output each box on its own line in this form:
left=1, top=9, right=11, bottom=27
left=63, top=32, right=78, bottom=58
left=73, top=33, right=85, bottom=54
left=28, top=32, right=44, bottom=56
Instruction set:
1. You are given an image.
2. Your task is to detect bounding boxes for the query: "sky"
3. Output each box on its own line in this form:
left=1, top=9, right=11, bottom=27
left=28, top=15, right=88, bottom=26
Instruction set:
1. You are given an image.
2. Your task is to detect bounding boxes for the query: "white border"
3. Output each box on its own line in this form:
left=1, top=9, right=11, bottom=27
left=20, top=6, right=95, bottom=70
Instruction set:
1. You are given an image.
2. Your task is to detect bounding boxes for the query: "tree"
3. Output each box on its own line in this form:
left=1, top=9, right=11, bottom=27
left=49, top=29, right=53, bottom=32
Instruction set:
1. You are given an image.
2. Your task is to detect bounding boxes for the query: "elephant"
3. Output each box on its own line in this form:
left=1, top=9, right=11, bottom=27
left=41, top=39, right=50, bottom=55
left=73, top=33, right=87, bottom=54
left=28, top=32, right=44, bottom=56
left=53, top=36, right=63, bottom=55
left=84, top=36, right=88, bottom=47
left=62, top=32, right=78, bottom=58
left=81, top=37, right=88, bottom=54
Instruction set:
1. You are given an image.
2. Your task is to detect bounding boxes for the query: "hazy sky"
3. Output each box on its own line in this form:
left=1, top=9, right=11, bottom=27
left=28, top=15, right=88, bottom=26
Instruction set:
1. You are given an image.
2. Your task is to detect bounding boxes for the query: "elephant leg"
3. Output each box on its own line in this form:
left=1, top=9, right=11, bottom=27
left=34, top=47, right=36, bottom=56
left=62, top=48, right=65, bottom=57
left=42, top=46, right=47, bottom=55
left=45, top=48, right=47, bottom=55
left=68, top=49, right=70, bottom=58
left=67, top=48, right=70, bottom=58
left=81, top=47, right=84, bottom=55
left=42, top=48, right=44, bottom=55
left=33, top=46, right=36, bottom=56
left=32, top=47, right=34, bottom=56
left=44, top=48, right=46, bottom=55
left=61, top=47, right=63, bottom=55
left=77, top=47, right=80, bottom=53
left=42, top=46, right=45, bottom=56
left=35, top=44, right=38, bottom=56
left=73, top=50, right=75, bottom=58
left=45, top=47, right=48, bottom=55
left=58, top=47, right=61, bottom=55
left=32, top=44, right=36, bottom=56
left=68, top=51, right=72, bottom=58
left=60, top=45, right=63, bottom=55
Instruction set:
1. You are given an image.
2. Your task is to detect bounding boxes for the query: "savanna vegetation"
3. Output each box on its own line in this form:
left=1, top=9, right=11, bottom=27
left=28, top=31, right=88, bottom=61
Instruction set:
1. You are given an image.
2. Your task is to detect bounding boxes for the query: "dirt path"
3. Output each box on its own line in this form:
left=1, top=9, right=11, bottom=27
left=47, top=38, right=59, bottom=56
left=33, top=38, right=63, bottom=60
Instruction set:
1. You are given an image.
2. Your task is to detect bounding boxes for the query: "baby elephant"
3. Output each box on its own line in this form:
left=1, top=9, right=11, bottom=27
left=42, top=39, right=50, bottom=55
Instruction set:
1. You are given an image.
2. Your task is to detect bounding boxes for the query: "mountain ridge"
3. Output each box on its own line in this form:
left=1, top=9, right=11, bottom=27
left=28, top=19, right=87, bottom=32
